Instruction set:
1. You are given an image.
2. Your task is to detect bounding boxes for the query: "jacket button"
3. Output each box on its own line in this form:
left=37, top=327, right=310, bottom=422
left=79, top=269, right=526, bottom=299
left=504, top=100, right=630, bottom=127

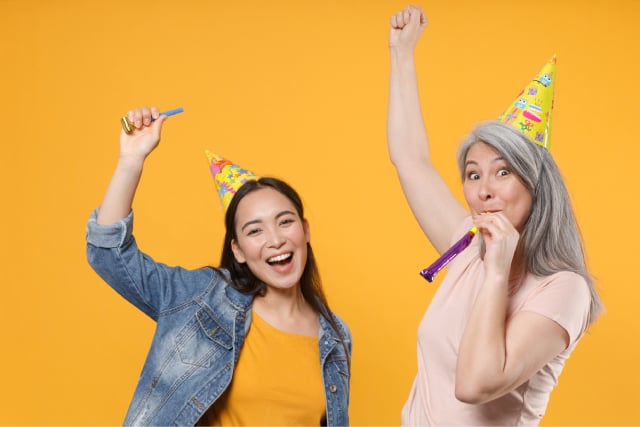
left=329, top=384, right=337, bottom=393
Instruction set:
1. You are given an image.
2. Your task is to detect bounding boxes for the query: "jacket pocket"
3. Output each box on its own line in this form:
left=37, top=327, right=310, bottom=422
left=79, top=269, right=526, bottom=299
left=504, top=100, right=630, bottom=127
left=174, top=308, right=233, bottom=368
left=326, top=355, right=350, bottom=395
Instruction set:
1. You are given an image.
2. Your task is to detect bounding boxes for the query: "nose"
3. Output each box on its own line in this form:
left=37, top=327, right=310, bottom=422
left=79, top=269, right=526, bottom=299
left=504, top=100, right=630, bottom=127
left=266, top=228, right=286, bottom=248
left=478, top=179, right=493, bottom=201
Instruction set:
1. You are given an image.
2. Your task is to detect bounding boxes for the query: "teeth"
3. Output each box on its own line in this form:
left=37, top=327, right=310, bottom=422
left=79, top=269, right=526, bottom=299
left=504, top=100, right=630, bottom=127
left=268, top=253, right=292, bottom=263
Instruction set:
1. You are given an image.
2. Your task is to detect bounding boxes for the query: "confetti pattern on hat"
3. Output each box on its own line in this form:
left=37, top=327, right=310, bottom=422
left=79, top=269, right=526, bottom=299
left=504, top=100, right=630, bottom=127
left=498, top=55, right=557, bottom=149
left=205, top=150, right=259, bottom=211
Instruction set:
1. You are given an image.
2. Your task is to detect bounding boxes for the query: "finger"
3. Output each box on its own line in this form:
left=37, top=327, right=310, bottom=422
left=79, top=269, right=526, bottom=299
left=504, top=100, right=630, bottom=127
left=394, top=11, right=405, bottom=28
left=473, top=213, right=501, bottom=234
left=126, top=110, right=135, bottom=128
left=475, top=214, right=517, bottom=241
left=141, top=106, right=152, bottom=126
left=150, top=106, right=160, bottom=120
left=403, top=8, right=411, bottom=26
left=151, top=114, right=167, bottom=135
left=413, top=6, right=427, bottom=25
left=131, top=109, right=142, bottom=129
left=407, top=5, right=425, bottom=28
left=420, top=10, right=428, bottom=25
left=390, top=14, right=397, bottom=29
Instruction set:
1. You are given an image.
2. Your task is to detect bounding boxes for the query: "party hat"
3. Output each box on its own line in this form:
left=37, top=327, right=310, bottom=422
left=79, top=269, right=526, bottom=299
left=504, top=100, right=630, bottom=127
left=205, top=150, right=259, bottom=211
left=498, top=55, right=557, bottom=149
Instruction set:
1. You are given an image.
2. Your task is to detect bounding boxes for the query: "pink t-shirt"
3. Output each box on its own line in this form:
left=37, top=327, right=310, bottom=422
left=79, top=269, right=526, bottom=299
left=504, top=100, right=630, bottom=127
left=402, top=217, right=591, bottom=426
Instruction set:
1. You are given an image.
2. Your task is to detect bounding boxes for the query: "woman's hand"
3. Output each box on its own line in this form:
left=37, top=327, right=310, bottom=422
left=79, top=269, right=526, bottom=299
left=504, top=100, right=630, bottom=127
left=473, top=212, right=520, bottom=282
left=95, top=106, right=168, bottom=225
left=389, top=5, right=428, bottom=53
left=119, top=106, right=167, bottom=163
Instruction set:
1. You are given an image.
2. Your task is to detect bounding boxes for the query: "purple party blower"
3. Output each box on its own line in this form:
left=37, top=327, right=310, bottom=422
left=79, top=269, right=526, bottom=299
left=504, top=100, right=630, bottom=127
left=420, top=226, right=479, bottom=283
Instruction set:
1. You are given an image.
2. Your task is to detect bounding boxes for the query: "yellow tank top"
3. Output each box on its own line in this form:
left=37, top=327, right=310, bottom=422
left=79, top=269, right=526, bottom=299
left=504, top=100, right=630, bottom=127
left=198, top=311, right=325, bottom=426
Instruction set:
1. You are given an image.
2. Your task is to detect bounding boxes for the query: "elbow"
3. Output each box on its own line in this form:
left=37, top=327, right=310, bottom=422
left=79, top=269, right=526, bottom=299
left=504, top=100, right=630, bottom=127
left=454, top=382, right=484, bottom=405
left=454, top=377, right=498, bottom=405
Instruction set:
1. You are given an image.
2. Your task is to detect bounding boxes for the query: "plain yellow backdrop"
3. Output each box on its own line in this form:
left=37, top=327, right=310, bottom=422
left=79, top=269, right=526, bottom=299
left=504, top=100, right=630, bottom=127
left=1, top=0, right=639, bottom=425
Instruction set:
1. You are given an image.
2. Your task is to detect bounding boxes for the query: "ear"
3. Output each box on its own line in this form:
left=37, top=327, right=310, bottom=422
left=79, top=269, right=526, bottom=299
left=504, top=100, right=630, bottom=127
left=231, top=239, right=247, bottom=263
left=303, top=219, right=311, bottom=243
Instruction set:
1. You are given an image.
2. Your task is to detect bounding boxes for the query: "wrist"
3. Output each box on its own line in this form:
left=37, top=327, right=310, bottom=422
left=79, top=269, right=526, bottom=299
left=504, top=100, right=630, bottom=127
left=389, top=45, right=416, bottom=62
left=116, top=155, right=145, bottom=174
left=482, top=270, right=511, bottom=288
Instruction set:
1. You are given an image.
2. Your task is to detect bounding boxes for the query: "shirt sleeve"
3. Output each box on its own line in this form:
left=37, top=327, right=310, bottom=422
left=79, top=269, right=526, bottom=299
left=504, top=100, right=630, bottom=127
left=86, top=208, right=216, bottom=320
left=519, top=271, right=591, bottom=346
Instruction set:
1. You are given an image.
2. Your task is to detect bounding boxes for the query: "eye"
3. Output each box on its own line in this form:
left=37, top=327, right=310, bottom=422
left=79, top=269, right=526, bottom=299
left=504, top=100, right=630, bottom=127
left=497, top=168, right=510, bottom=177
left=466, top=172, right=480, bottom=180
left=246, top=227, right=262, bottom=236
left=279, top=217, right=295, bottom=227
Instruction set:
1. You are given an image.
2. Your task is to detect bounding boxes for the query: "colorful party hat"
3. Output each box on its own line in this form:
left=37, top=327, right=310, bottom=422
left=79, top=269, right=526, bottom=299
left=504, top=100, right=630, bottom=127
left=498, top=55, right=557, bottom=149
left=205, top=150, right=259, bottom=211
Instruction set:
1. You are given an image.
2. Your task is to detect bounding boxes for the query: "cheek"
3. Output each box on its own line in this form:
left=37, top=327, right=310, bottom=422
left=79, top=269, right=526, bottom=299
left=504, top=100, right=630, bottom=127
left=234, top=238, right=261, bottom=262
left=462, top=185, right=478, bottom=209
left=509, top=186, right=533, bottom=223
left=462, top=183, right=470, bottom=199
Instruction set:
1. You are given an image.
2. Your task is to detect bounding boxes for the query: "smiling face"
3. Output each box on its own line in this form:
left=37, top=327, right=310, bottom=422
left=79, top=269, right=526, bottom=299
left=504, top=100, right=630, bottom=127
left=230, top=187, right=310, bottom=292
left=463, top=142, right=533, bottom=231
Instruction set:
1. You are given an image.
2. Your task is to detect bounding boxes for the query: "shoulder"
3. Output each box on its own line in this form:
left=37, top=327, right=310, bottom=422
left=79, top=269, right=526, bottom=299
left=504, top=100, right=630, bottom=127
left=321, top=311, right=352, bottom=344
left=536, top=271, right=590, bottom=302
left=199, top=268, right=254, bottom=311
left=332, top=312, right=352, bottom=340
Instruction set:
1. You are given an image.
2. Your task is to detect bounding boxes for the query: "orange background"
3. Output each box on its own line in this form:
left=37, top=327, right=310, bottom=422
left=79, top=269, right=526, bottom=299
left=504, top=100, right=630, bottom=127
left=1, top=0, right=639, bottom=425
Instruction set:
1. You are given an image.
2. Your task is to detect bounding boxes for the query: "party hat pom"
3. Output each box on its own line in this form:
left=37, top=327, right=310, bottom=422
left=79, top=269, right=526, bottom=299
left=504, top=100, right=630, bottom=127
left=498, top=55, right=557, bottom=149
left=205, top=150, right=259, bottom=211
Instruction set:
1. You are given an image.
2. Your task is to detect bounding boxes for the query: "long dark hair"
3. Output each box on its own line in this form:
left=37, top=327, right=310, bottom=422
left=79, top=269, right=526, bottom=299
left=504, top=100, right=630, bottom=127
left=218, top=177, right=350, bottom=367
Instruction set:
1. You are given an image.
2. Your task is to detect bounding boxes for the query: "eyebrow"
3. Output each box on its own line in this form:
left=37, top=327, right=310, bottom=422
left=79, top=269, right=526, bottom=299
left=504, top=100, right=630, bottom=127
left=465, top=156, right=506, bottom=167
left=240, top=210, right=297, bottom=232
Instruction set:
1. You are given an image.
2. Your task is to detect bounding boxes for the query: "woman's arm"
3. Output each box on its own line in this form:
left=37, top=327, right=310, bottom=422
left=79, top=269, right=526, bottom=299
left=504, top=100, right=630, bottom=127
left=87, top=106, right=217, bottom=318
left=455, top=212, right=570, bottom=404
left=387, top=6, right=468, bottom=253
left=96, top=106, right=167, bottom=224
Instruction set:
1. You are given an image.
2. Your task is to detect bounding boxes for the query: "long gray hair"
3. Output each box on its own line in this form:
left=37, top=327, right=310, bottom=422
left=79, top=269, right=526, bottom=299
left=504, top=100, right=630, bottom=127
left=457, top=121, right=603, bottom=324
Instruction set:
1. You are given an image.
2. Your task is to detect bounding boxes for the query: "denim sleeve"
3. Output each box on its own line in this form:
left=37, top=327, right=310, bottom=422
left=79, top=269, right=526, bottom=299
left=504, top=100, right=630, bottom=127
left=85, top=208, right=215, bottom=320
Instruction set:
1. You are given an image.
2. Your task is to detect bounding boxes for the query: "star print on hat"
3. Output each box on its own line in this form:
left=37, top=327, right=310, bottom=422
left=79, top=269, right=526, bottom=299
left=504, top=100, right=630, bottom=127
left=205, top=150, right=259, bottom=211
left=498, top=55, right=557, bottom=149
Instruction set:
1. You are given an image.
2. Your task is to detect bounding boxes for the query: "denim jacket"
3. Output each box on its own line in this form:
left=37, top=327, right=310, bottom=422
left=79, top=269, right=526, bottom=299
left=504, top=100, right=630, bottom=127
left=86, top=209, right=351, bottom=426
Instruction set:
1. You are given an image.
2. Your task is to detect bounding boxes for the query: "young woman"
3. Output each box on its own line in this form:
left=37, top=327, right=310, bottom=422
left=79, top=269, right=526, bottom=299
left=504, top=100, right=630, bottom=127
left=86, top=107, right=351, bottom=426
left=387, top=6, right=603, bottom=425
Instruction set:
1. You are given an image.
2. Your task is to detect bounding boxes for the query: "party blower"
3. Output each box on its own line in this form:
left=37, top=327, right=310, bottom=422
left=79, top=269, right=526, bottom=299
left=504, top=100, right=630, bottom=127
left=420, top=226, right=478, bottom=282
left=120, top=107, right=184, bottom=133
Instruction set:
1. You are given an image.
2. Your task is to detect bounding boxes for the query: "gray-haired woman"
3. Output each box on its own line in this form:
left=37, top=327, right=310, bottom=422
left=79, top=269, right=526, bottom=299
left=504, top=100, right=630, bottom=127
left=387, top=5, right=603, bottom=426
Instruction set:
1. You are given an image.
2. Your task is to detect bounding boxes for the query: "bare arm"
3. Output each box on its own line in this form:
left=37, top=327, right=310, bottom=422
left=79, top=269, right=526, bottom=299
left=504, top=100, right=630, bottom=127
left=387, top=6, right=468, bottom=253
left=96, top=107, right=167, bottom=225
left=455, top=212, right=569, bottom=404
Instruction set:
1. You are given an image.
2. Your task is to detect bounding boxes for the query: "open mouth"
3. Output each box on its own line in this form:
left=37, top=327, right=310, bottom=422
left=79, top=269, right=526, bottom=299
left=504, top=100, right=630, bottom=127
left=267, top=252, right=293, bottom=266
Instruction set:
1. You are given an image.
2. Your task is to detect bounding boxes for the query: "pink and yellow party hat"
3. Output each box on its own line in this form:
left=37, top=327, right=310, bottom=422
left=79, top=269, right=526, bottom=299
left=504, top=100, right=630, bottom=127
left=205, top=150, right=259, bottom=211
left=498, top=55, right=557, bottom=149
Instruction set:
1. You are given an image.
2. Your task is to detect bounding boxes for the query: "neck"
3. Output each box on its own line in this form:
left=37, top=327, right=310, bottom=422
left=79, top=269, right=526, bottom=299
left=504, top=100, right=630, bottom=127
left=254, top=286, right=310, bottom=316
left=252, top=287, right=319, bottom=336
